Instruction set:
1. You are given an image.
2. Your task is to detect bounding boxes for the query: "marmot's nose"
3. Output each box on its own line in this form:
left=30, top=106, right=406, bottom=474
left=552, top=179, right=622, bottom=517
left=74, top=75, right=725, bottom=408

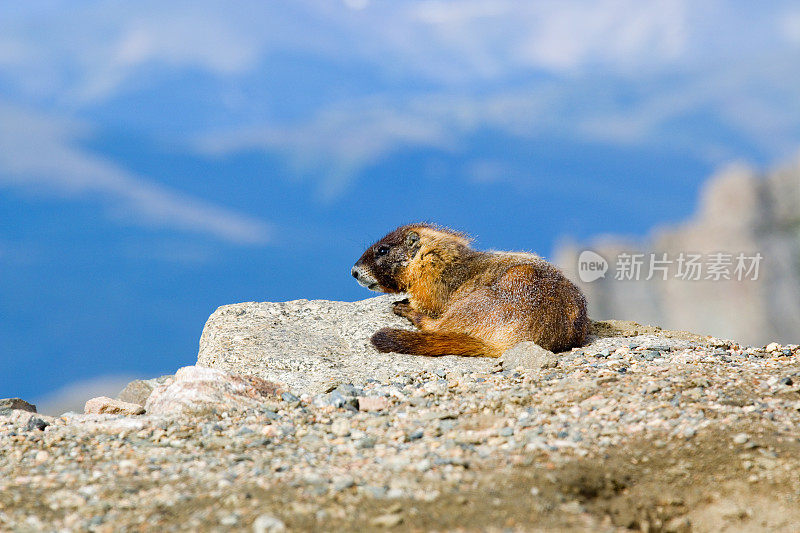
left=351, top=267, right=359, bottom=279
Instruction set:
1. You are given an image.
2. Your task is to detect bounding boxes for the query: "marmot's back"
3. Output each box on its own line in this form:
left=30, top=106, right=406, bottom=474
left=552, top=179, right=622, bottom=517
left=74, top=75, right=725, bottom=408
left=352, top=224, right=588, bottom=356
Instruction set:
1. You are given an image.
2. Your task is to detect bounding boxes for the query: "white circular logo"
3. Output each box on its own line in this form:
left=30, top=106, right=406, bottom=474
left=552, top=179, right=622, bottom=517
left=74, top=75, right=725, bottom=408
left=577, top=250, right=608, bottom=283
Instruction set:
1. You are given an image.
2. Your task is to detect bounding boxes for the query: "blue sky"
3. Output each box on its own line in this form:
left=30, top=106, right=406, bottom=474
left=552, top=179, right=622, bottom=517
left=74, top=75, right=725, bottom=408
left=2, top=1, right=800, bottom=404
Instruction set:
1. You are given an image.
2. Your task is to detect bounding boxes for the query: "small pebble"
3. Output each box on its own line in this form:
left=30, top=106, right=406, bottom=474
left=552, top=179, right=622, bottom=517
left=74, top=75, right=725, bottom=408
left=766, top=342, right=781, bottom=353
left=733, top=433, right=749, bottom=445
left=371, top=514, right=403, bottom=527
left=25, top=417, right=49, bottom=432
left=220, top=515, right=238, bottom=526
left=252, top=514, right=286, bottom=533
left=331, top=419, right=350, bottom=437
left=280, top=392, right=299, bottom=403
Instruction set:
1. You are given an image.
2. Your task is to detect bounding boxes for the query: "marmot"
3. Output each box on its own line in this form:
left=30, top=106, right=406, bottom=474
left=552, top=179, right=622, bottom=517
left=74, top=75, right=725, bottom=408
left=351, top=224, right=588, bottom=357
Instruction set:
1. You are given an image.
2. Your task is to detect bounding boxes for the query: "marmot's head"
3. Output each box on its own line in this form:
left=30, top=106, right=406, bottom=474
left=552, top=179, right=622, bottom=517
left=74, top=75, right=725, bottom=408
left=351, top=224, right=471, bottom=293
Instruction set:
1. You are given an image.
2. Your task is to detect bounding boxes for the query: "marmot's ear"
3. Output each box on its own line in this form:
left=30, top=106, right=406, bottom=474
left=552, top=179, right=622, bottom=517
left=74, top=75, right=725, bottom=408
left=405, top=231, right=419, bottom=247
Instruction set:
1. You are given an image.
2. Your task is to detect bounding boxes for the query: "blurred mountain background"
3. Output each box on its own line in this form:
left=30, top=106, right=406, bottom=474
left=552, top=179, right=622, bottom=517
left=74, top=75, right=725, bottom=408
left=557, top=154, right=800, bottom=346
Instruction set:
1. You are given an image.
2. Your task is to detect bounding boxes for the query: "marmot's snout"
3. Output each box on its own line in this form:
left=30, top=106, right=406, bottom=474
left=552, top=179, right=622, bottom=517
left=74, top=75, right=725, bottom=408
left=351, top=263, right=379, bottom=290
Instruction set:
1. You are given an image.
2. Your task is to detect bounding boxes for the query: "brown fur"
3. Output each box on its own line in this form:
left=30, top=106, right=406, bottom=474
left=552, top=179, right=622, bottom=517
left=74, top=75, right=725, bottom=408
left=352, top=224, right=589, bottom=357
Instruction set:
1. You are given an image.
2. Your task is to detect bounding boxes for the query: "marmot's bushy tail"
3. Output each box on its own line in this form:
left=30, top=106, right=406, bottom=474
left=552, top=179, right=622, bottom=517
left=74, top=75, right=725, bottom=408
left=370, top=328, right=492, bottom=357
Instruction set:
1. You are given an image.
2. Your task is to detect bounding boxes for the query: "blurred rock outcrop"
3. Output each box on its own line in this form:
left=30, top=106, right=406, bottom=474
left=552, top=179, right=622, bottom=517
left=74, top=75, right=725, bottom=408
left=556, top=154, right=800, bottom=346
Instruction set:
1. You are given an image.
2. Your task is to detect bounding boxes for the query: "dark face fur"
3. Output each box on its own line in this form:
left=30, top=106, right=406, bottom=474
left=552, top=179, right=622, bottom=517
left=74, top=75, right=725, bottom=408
left=351, top=226, right=422, bottom=293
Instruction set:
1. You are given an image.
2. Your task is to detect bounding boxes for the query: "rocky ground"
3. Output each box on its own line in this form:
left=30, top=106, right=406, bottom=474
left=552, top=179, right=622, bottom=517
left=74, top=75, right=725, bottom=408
left=2, top=297, right=800, bottom=532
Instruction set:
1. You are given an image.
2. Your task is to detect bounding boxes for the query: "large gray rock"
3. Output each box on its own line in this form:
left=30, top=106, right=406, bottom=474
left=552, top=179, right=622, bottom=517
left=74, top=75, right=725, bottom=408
left=197, top=295, right=496, bottom=394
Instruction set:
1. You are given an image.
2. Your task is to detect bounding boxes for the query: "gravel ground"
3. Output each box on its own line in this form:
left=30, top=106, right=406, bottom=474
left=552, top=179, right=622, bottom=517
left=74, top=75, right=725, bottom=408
left=3, top=326, right=800, bottom=532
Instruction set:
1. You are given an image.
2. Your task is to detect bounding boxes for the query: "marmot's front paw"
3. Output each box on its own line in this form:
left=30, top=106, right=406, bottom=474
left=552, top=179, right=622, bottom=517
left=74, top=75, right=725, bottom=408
left=392, top=298, right=413, bottom=318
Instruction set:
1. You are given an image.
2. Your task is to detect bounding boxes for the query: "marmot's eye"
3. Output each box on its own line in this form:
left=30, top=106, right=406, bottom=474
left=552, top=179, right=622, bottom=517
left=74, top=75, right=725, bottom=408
left=376, top=245, right=390, bottom=257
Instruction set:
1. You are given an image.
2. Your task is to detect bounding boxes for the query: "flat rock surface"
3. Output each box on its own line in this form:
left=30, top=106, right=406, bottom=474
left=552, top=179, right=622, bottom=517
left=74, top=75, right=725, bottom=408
left=84, top=396, right=146, bottom=416
left=197, top=296, right=497, bottom=394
